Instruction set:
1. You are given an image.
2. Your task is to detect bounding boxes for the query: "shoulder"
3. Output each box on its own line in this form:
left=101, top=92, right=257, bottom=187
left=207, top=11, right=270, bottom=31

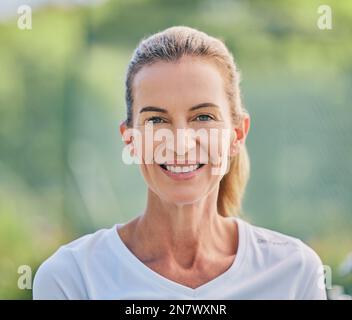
left=243, top=219, right=307, bottom=261
left=33, top=226, right=115, bottom=300
left=241, top=219, right=327, bottom=299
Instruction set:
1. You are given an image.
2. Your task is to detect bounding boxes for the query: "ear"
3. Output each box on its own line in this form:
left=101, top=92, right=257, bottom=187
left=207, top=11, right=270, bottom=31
left=120, top=120, right=137, bottom=157
left=119, top=120, right=132, bottom=145
left=230, top=113, right=250, bottom=156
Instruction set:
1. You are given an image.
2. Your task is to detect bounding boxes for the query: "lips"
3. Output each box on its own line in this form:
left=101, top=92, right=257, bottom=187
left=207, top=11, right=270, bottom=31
left=158, top=162, right=206, bottom=180
left=159, top=163, right=205, bottom=173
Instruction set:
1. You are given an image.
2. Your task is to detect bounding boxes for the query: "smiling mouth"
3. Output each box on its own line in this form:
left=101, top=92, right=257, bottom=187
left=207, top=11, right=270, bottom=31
left=159, top=163, right=205, bottom=173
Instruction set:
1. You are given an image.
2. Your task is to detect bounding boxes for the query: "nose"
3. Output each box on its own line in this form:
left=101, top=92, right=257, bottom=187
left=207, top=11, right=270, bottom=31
left=155, top=125, right=198, bottom=164
left=173, top=127, right=197, bottom=157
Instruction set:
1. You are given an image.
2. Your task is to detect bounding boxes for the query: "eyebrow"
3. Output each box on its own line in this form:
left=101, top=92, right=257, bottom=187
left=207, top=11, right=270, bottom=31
left=139, top=103, right=220, bottom=114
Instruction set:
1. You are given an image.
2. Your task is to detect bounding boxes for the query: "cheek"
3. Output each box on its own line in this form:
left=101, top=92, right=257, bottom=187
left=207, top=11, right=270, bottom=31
left=132, top=128, right=161, bottom=165
left=136, top=134, right=166, bottom=183
left=197, top=128, right=232, bottom=166
left=133, top=126, right=174, bottom=165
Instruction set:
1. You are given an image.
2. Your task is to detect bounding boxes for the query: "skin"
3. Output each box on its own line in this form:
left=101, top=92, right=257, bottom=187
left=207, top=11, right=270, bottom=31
left=119, top=56, right=250, bottom=289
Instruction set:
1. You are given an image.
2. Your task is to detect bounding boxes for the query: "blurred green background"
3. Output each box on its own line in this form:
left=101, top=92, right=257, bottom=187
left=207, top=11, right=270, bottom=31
left=0, top=0, right=351, bottom=299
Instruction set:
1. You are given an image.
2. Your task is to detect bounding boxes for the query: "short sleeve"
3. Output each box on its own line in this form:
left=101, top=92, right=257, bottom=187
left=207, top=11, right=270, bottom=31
left=32, top=248, right=87, bottom=300
left=298, top=241, right=327, bottom=300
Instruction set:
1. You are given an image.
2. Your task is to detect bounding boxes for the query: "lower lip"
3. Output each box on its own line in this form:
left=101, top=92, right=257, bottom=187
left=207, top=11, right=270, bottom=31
left=159, top=164, right=206, bottom=181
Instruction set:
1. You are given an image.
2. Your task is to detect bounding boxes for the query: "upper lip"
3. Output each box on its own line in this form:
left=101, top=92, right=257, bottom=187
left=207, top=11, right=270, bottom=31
left=160, top=162, right=201, bottom=166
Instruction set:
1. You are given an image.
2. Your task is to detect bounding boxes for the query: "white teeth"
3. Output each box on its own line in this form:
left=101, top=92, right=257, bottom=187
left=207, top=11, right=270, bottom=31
left=164, top=164, right=201, bottom=173
left=182, top=166, right=190, bottom=173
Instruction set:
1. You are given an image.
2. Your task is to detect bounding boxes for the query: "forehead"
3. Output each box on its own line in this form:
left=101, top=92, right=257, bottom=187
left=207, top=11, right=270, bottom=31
left=132, top=56, right=228, bottom=112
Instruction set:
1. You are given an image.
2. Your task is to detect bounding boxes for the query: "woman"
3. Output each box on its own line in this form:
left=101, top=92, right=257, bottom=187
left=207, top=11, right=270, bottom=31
left=33, top=26, right=327, bottom=300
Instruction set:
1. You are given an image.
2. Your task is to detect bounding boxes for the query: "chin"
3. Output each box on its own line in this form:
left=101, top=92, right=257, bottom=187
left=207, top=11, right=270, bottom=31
left=158, top=189, right=207, bottom=206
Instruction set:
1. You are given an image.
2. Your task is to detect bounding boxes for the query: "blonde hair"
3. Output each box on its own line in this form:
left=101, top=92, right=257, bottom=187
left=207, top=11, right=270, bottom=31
left=125, top=26, right=250, bottom=217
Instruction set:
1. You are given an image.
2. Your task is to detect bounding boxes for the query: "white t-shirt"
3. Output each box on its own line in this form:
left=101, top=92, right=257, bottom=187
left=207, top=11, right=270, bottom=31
left=33, top=217, right=327, bottom=300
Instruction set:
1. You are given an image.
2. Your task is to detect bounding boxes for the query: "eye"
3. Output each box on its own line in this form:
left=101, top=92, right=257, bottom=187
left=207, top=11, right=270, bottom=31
left=194, top=114, right=214, bottom=122
left=145, top=116, right=166, bottom=124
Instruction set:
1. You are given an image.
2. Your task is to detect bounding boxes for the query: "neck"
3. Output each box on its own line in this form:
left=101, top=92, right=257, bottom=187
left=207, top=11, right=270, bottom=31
left=132, top=187, right=237, bottom=269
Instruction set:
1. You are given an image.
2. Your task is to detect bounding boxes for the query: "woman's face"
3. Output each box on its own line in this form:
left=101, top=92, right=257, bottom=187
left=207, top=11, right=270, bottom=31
left=122, top=56, right=248, bottom=206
